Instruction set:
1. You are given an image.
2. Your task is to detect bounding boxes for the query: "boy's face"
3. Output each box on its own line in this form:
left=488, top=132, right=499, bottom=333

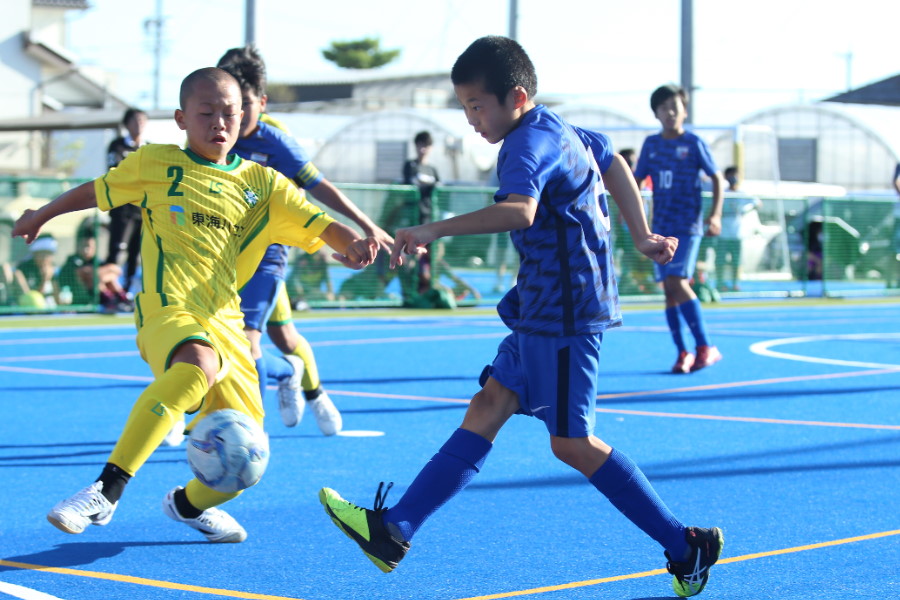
left=239, top=88, right=266, bottom=138
left=125, top=113, right=148, bottom=141
left=78, top=237, right=97, bottom=260
left=654, top=95, right=688, bottom=136
left=174, top=78, right=243, bottom=164
left=454, top=82, right=519, bottom=145
left=415, top=141, right=432, bottom=161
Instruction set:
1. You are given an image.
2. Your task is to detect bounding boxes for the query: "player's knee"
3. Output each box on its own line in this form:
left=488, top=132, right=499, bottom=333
left=171, top=341, right=219, bottom=389
left=550, top=436, right=577, bottom=464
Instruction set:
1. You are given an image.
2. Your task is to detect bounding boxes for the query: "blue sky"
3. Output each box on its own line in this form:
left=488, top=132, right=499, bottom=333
left=67, top=0, right=897, bottom=125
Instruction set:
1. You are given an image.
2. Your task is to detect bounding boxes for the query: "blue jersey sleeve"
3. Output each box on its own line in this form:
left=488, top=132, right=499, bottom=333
left=573, top=127, right=614, bottom=173
left=696, top=135, right=718, bottom=178
left=633, top=136, right=657, bottom=182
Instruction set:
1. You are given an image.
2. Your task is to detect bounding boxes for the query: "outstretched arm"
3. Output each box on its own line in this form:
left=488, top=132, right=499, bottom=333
left=303, top=177, right=394, bottom=252
left=602, top=154, right=677, bottom=266
left=318, top=221, right=379, bottom=270
left=389, top=193, right=536, bottom=268
left=12, top=181, right=97, bottom=244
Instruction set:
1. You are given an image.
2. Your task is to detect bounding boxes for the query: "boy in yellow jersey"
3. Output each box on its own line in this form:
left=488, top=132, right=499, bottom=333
left=12, top=67, right=378, bottom=543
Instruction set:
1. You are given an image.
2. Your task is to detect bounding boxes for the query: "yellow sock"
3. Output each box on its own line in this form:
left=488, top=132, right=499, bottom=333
left=108, top=362, right=208, bottom=475
left=185, top=478, right=241, bottom=511
left=290, top=334, right=320, bottom=392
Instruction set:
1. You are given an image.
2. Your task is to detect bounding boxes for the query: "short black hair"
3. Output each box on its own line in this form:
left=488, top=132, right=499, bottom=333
left=413, top=131, right=433, bottom=146
left=451, top=36, right=537, bottom=104
left=724, top=165, right=738, bottom=178
left=179, top=67, right=239, bottom=109
left=122, top=108, right=146, bottom=126
left=217, top=45, right=267, bottom=97
left=650, top=84, right=688, bottom=112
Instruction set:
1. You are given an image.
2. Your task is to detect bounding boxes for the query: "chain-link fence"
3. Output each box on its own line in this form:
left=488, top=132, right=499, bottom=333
left=1, top=175, right=898, bottom=315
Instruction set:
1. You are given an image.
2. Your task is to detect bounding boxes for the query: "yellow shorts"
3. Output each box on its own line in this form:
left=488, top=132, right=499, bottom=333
left=266, top=284, right=293, bottom=327
left=135, top=304, right=264, bottom=426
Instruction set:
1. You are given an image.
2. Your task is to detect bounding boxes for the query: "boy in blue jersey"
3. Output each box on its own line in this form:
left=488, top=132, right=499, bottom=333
left=318, top=37, right=723, bottom=598
left=634, top=84, right=724, bottom=374
left=217, top=46, right=393, bottom=435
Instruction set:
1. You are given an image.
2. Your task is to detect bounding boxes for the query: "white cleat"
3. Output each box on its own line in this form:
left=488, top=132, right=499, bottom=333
left=162, top=487, right=247, bottom=543
left=47, top=481, right=117, bottom=534
left=308, top=389, right=342, bottom=436
left=277, top=355, right=306, bottom=427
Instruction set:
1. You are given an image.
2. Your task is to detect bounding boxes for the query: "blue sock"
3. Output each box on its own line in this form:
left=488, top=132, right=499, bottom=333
left=589, top=448, right=688, bottom=560
left=254, top=357, right=267, bottom=401
left=678, top=298, right=711, bottom=348
left=263, top=348, right=294, bottom=382
left=383, top=428, right=492, bottom=542
left=665, top=306, right=687, bottom=352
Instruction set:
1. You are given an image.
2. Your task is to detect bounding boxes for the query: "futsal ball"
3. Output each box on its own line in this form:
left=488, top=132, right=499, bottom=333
left=186, top=409, right=270, bottom=493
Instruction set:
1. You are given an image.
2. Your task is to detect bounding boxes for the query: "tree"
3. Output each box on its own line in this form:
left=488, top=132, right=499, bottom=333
left=322, top=37, right=401, bottom=69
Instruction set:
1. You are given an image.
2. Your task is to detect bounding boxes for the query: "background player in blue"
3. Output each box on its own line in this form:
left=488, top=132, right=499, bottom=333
left=634, top=84, right=724, bottom=374
left=318, top=37, right=723, bottom=598
left=218, top=46, right=393, bottom=435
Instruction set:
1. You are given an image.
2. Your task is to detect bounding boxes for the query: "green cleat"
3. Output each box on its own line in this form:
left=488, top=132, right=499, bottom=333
left=319, top=482, right=410, bottom=573
left=666, top=526, right=724, bottom=597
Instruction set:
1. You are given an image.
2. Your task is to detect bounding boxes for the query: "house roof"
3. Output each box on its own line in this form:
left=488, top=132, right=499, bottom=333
left=825, top=74, right=900, bottom=107
left=33, top=0, right=90, bottom=8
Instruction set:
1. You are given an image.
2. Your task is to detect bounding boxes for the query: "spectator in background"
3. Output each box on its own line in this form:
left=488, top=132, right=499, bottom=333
left=715, top=166, right=761, bottom=292
left=14, top=234, right=59, bottom=308
left=286, top=249, right=334, bottom=311
left=399, top=131, right=479, bottom=306
left=402, top=131, right=440, bottom=295
left=57, top=224, right=131, bottom=311
left=104, top=108, right=148, bottom=298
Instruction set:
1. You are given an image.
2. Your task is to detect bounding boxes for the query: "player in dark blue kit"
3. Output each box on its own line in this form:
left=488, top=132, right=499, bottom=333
left=634, top=84, right=724, bottom=374
left=319, top=37, right=723, bottom=598
left=216, top=46, right=392, bottom=436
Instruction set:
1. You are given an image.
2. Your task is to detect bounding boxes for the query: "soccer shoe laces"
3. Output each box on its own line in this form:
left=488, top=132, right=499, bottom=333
left=67, top=482, right=111, bottom=517
left=193, top=506, right=236, bottom=531
left=373, top=481, right=394, bottom=513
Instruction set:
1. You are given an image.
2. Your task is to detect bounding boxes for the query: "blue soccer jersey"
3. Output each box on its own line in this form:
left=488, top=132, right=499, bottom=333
left=233, top=120, right=326, bottom=277
left=494, top=105, right=621, bottom=337
left=633, top=131, right=718, bottom=236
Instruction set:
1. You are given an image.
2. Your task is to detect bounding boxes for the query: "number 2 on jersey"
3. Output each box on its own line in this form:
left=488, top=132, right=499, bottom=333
left=167, top=166, right=184, bottom=197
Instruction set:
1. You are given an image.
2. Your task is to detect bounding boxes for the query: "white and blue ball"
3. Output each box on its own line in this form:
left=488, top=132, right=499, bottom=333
left=186, top=409, right=270, bottom=493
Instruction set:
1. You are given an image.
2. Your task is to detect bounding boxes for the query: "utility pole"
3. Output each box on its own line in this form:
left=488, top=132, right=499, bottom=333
left=508, top=0, right=518, bottom=40
left=143, top=0, right=165, bottom=109
left=245, top=0, right=256, bottom=46
left=842, top=50, right=853, bottom=91
left=680, top=0, right=694, bottom=124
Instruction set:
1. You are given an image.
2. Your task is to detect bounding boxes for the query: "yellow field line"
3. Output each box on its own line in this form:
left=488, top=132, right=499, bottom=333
left=5, top=529, right=898, bottom=599
left=0, top=559, right=304, bottom=600
left=453, top=529, right=900, bottom=600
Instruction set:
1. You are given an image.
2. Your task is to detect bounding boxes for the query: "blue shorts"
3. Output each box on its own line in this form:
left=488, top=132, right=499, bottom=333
left=240, top=270, right=283, bottom=332
left=481, top=331, right=602, bottom=438
left=654, top=234, right=701, bottom=281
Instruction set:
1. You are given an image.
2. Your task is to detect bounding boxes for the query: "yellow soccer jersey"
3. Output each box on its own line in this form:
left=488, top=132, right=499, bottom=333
left=95, top=144, right=334, bottom=322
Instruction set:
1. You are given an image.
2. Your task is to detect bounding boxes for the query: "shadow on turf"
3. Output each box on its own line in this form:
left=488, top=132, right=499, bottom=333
left=1, top=383, right=146, bottom=392
left=469, top=434, right=900, bottom=490
left=598, top=382, right=900, bottom=405
left=1, top=540, right=206, bottom=571
left=326, top=375, right=477, bottom=384
left=0, top=443, right=186, bottom=468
